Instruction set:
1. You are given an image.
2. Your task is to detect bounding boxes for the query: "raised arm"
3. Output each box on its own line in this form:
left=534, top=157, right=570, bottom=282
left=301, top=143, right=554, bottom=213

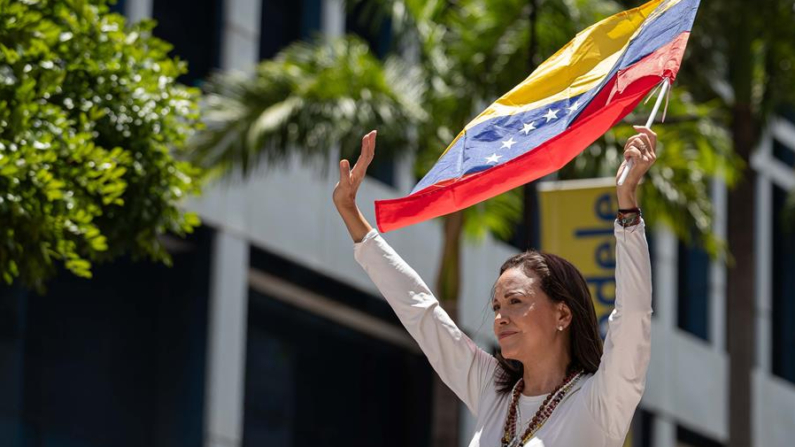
left=333, top=131, right=496, bottom=415
left=584, top=126, right=656, bottom=439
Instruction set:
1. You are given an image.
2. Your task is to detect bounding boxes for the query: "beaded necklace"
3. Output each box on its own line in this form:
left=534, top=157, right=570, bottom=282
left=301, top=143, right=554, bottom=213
left=500, top=369, right=584, bottom=447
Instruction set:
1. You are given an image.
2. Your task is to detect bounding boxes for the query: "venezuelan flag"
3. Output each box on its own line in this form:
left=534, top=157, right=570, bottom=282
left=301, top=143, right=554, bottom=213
left=375, top=0, right=700, bottom=232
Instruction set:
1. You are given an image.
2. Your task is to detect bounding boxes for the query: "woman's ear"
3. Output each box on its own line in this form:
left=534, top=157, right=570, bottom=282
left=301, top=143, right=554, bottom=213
left=557, top=302, right=573, bottom=329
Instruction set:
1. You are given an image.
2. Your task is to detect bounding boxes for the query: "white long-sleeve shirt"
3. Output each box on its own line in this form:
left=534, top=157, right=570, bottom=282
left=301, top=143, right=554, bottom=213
left=353, top=220, right=652, bottom=447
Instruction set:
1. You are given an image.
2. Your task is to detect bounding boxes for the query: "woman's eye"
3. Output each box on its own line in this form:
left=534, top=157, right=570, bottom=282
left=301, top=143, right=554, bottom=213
left=492, top=305, right=500, bottom=312
left=510, top=298, right=521, bottom=304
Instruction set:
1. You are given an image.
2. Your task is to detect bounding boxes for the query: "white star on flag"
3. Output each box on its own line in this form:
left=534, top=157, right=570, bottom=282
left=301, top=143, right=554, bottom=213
left=521, top=122, right=536, bottom=135
left=567, top=101, right=581, bottom=114
left=485, top=153, right=502, bottom=164
left=543, top=108, right=559, bottom=122
left=501, top=138, right=516, bottom=149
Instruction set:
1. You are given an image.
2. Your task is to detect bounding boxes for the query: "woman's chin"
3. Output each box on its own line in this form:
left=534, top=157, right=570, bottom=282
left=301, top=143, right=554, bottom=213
left=499, top=344, right=519, bottom=360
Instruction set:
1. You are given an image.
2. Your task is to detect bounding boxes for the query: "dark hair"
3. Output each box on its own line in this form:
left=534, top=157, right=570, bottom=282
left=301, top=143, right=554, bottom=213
left=493, top=250, right=603, bottom=394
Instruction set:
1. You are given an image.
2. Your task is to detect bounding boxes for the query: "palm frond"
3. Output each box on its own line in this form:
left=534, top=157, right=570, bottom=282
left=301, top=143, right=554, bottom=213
left=188, top=36, right=425, bottom=178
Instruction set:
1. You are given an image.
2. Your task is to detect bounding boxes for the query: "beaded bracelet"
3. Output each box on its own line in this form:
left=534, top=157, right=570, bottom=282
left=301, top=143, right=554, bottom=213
left=617, top=207, right=641, bottom=228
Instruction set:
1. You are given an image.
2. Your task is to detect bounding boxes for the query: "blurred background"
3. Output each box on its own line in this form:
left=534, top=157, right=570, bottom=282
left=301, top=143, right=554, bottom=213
left=0, top=0, right=793, bottom=446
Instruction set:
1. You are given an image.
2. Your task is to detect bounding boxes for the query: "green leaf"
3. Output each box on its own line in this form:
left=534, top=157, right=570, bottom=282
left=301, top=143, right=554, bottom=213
left=0, top=0, right=204, bottom=291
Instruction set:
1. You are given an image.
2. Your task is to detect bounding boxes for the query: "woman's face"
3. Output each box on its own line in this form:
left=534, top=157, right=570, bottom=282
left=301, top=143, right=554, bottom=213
left=492, top=267, right=562, bottom=361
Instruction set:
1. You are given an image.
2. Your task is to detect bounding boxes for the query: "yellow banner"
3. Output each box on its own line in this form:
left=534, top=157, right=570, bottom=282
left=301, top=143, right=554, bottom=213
left=539, top=178, right=617, bottom=339
left=539, top=178, right=634, bottom=447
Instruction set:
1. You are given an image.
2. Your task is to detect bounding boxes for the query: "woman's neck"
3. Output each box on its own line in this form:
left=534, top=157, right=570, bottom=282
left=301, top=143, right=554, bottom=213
left=520, top=351, right=572, bottom=396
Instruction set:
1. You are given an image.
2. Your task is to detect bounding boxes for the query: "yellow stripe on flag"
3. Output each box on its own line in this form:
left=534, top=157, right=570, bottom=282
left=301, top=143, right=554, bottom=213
left=433, top=0, right=671, bottom=160
left=466, top=0, right=663, bottom=129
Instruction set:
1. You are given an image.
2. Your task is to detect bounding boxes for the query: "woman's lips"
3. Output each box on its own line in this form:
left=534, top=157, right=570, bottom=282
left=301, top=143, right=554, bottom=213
left=499, top=331, right=518, bottom=340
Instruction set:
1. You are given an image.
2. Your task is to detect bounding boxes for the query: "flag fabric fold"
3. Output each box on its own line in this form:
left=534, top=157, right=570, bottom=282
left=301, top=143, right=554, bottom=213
left=375, top=0, right=700, bottom=233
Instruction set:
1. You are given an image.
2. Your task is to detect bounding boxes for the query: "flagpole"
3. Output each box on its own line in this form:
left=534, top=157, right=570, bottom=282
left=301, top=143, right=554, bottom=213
left=617, top=77, right=671, bottom=186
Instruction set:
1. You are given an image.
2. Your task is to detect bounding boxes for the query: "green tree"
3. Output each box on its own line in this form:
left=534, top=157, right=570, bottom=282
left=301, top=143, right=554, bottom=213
left=190, top=0, right=740, bottom=444
left=645, top=0, right=795, bottom=444
left=0, top=0, right=203, bottom=291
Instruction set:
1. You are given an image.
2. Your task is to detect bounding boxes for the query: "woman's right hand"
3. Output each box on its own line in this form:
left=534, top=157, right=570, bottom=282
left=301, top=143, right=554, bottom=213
left=333, top=131, right=377, bottom=242
left=333, top=130, right=376, bottom=211
left=615, top=126, right=656, bottom=209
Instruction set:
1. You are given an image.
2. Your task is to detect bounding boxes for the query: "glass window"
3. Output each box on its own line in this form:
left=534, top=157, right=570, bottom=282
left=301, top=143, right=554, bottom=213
left=636, top=408, right=655, bottom=447
left=345, top=2, right=397, bottom=186
left=345, top=1, right=393, bottom=59
left=676, top=424, right=723, bottom=447
left=0, top=228, right=214, bottom=447
left=152, top=0, right=224, bottom=86
left=365, top=153, right=397, bottom=187
left=260, top=0, right=322, bottom=60
left=244, top=288, right=433, bottom=446
left=109, top=0, right=126, bottom=15
left=773, top=136, right=795, bottom=168
left=772, top=184, right=795, bottom=383
left=245, top=245, right=433, bottom=446
left=0, top=286, right=25, bottom=445
left=677, top=233, right=710, bottom=341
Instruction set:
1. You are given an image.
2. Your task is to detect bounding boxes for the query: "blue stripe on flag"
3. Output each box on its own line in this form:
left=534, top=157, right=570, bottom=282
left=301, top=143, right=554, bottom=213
left=410, top=0, right=700, bottom=195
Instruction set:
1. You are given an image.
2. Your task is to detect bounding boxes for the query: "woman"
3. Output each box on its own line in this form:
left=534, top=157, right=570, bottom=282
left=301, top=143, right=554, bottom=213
left=333, top=127, right=655, bottom=447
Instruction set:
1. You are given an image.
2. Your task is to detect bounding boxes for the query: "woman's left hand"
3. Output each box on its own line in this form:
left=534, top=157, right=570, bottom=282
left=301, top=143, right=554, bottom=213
left=616, top=125, right=657, bottom=209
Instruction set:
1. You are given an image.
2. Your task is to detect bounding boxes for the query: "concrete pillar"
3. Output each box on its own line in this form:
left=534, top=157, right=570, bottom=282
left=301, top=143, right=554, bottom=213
left=710, top=178, right=728, bottom=352
left=221, top=0, right=261, bottom=71
left=653, top=416, right=676, bottom=447
left=125, top=0, right=153, bottom=23
left=653, top=225, right=678, bottom=330
left=754, top=135, right=773, bottom=373
left=204, top=231, right=250, bottom=447
left=322, top=0, right=345, bottom=37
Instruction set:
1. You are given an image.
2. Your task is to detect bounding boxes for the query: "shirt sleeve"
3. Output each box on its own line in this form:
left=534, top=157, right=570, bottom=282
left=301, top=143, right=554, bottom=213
left=353, top=229, right=497, bottom=415
left=583, top=219, right=653, bottom=439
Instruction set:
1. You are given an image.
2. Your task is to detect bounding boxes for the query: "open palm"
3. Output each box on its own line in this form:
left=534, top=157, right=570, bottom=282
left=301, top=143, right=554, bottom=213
left=333, top=130, right=376, bottom=208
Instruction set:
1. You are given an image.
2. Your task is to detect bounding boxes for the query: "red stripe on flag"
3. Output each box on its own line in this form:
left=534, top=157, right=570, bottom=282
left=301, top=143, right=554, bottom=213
left=375, top=32, right=691, bottom=233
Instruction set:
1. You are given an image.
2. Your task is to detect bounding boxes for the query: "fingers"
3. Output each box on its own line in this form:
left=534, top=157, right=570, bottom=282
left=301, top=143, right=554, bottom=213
left=339, top=159, right=351, bottom=184
left=334, top=131, right=375, bottom=207
left=632, top=134, right=655, bottom=160
left=624, top=145, right=643, bottom=164
left=351, top=130, right=377, bottom=180
left=633, top=125, right=657, bottom=143
left=632, top=125, right=657, bottom=154
left=618, top=126, right=658, bottom=187
left=628, top=134, right=651, bottom=151
left=624, top=131, right=656, bottom=165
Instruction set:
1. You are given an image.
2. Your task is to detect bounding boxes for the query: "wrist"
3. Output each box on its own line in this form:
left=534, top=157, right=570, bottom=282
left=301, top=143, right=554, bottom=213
left=616, top=189, right=637, bottom=209
left=617, top=207, right=642, bottom=228
left=334, top=198, right=358, bottom=214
